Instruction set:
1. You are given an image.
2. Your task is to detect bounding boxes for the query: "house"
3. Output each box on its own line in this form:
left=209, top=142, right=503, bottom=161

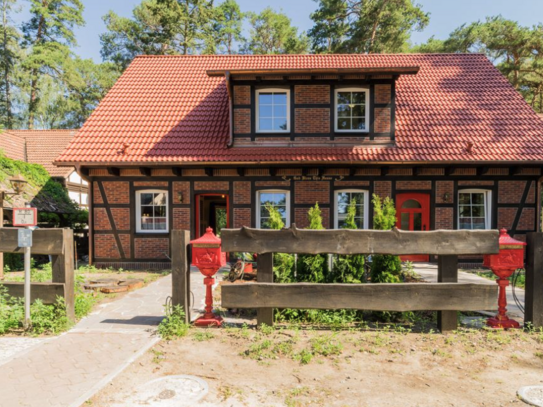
left=0, top=130, right=88, bottom=208
left=55, top=54, right=543, bottom=270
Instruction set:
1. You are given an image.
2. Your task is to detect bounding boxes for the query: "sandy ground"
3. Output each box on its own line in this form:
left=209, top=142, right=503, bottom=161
left=86, top=322, right=543, bottom=407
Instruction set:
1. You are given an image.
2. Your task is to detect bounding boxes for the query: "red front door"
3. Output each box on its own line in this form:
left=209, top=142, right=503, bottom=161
left=396, top=193, right=430, bottom=262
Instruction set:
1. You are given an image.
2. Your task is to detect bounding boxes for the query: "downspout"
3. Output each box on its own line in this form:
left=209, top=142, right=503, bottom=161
left=76, top=164, right=93, bottom=265
left=226, top=71, right=234, bottom=148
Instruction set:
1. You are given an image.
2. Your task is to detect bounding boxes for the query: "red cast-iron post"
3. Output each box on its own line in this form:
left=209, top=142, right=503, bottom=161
left=483, top=229, right=525, bottom=329
left=190, top=227, right=226, bottom=327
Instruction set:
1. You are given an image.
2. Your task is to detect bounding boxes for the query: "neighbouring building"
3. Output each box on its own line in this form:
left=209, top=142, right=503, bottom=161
left=55, top=54, right=543, bottom=269
left=0, top=130, right=88, bottom=208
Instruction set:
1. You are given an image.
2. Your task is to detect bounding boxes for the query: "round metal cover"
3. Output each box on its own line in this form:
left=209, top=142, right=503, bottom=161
left=518, top=386, right=543, bottom=407
left=112, top=375, right=209, bottom=406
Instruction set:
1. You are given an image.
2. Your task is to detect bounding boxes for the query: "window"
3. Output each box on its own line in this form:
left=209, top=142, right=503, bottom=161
left=257, top=190, right=290, bottom=229
left=136, top=190, right=168, bottom=233
left=256, top=88, right=290, bottom=133
left=334, top=190, right=369, bottom=229
left=458, top=189, right=492, bottom=230
left=335, top=87, right=369, bottom=132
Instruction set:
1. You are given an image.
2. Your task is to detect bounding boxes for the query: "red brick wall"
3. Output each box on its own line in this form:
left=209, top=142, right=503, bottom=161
left=295, top=207, right=330, bottom=229
left=234, top=208, right=251, bottom=228
left=93, top=182, right=103, bottom=204
left=294, top=85, right=330, bottom=104
left=498, top=181, right=526, bottom=204
left=173, top=181, right=190, bottom=204
left=435, top=207, right=453, bottom=229
left=458, top=180, right=493, bottom=186
left=526, top=181, right=536, bottom=204
left=134, top=238, right=169, bottom=259
left=518, top=208, right=535, bottom=230
left=234, top=109, right=251, bottom=134
left=295, top=108, right=330, bottom=133
left=374, top=181, right=391, bottom=198
left=375, top=84, right=392, bottom=104
left=111, top=208, right=130, bottom=230
left=255, top=181, right=290, bottom=187
left=396, top=181, right=432, bottom=190
left=119, top=234, right=131, bottom=258
left=374, top=107, right=391, bottom=133
left=103, top=182, right=129, bottom=204
left=94, top=208, right=111, bottom=230
left=173, top=208, right=190, bottom=230
left=295, top=181, right=330, bottom=204
left=95, top=235, right=120, bottom=258
left=133, top=181, right=168, bottom=187
left=194, top=181, right=229, bottom=191
left=334, top=181, right=370, bottom=187
left=436, top=181, right=454, bottom=204
left=233, top=181, right=251, bottom=204
left=233, top=85, right=250, bottom=105
left=498, top=208, right=517, bottom=230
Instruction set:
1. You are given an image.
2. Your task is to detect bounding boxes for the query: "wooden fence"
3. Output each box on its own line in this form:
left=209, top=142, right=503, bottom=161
left=220, top=225, right=500, bottom=332
left=0, top=228, right=75, bottom=321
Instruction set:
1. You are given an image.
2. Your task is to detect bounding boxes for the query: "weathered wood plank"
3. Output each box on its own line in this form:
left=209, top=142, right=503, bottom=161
left=221, top=226, right=499, bottom=256
left=221, top=283, right=498, bottom=312
left=437, top=255, right=458, bottom=332
left=171, top=230, right=191, bottom=324
left=0, top=228, right=64, bottom=255
left=1, top=282, right=65, bottom=305
left=52, top=229, right=75, bottom=321
left=257, top=253, right=274, bottom=327
left=525, top=233, right=543, bottom=328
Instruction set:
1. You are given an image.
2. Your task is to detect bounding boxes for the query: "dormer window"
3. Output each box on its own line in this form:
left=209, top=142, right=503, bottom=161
left=256, top=88, right=290, bottom=133
left=335, top=87, right=369, bottom=132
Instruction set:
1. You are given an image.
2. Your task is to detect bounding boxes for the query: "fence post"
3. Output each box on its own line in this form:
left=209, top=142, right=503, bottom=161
left=257, top=252, right=274, bottom=327
left=525, top=232, right=543, bottom=328
left=437, top=255, right=458, bottom=332
left=51, top=229, right=75, bottom=322
left=171, top=230, right=191, bottom=324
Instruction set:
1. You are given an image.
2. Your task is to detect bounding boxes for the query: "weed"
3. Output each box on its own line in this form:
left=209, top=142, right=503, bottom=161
left=29, top=297, right=70, bottom=335
left=535, top=352, right=543, bottom=359
left=193, top=329, right=215, bottom=341
left=260, top=323, right=275, bottom=335
left=294, top=349, right=313, bottom=365
left=311, top=334, right=343, bottom=357
left=244, top=339, right=273, bottom=359
left=285, top=386, right=310, bottom=407
left=157, top=305, right=190, bottom=340
left=151, top=349, right=165, bottom=364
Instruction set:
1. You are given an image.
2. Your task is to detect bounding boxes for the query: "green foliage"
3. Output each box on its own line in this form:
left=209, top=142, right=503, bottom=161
left=264, top=202, right=285, bottom=230
left=208, top=0, right=244, bottom=54
left=370, top=194, right=402, bottom=283
left=243, top=7, right=309, bottom=54
left=0, top=285, right=23, bottom=334
left=158, top=305, right=190, bottom=339
left=264, top=203, right=296, bottom=283
left=309, top=0, right=429, bottom=54
left=297, top=203, right=328, bottom=283
left=29, top=297, right=70, bottom=335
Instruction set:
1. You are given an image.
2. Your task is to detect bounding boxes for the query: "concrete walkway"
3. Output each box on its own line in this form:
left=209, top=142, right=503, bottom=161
left=414, top=263, right=525, bottom=319
left=0, top=271, right=206, bottom=407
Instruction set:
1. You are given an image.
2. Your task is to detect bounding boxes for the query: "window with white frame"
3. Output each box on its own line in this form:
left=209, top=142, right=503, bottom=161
left=335, top=190, right=369, bottom=229
left=458, top=189, right=492, bottom=230
left=136, top=190, right=168, bottom=233
left=256, top=88, right=290, bottom=133
left=335, top=87, right=369, bottom=132
left=257, top=190, right=290, bottom=229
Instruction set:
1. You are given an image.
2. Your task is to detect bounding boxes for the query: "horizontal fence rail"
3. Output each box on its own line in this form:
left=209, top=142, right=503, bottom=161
left=221, top=225, right=500, bottom=256
left=2, top=282, right=66, bottom=305
left=0, top=228, right=65, bottom=255
left=221, top=283, right=498, bottom=312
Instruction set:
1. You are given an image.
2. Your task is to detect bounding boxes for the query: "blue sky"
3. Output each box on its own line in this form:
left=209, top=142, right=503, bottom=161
left=12, top=0, right=543, bottom=62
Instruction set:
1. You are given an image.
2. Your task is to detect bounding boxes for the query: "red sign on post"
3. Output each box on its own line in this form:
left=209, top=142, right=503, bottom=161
left=13, top=208, right=37, bottom=227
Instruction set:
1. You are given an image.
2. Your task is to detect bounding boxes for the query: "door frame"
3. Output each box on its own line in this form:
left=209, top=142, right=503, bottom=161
left=194, top=193, right=230, bottom=239
left=396, top=192, right=431, bottom=262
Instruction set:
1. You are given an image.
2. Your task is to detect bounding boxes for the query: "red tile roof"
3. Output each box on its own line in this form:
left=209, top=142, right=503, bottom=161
left=55, top=54, right=543, bottom=165
left=0, top=131, right=26, bottom=161
left=8, top=130, right=77, bottom=177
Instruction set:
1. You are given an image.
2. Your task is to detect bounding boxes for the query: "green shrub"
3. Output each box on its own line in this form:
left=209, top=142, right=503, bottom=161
left=264, top=203, right=296, bottom=283
left=0, top=286, right=23, bottom=334
left=370, top=194, right=402, bottom=283
left=297, top=202, right=328, bottom=283
left=158, top=305, right=190, bottom=339
left=29, top=298, right=70, bottom=335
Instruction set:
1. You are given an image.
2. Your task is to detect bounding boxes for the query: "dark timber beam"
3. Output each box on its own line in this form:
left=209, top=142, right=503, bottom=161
left=381, top=166, right=389, bottom=176
left=139, top=167, right=152, bottom=177
left=204, top=167, right=214, bottom=177
left=444, top=167, right=454, bottom=176
left=477, top=167, right=490, bottom=176
left=510, top=166, right=522, bottom=176
left=173, top=167, right=183, bottom=176
left=237, top=167, right=245, bottom=177
left=107, top=167, right=120, bottom=176
left=269, top=168, right=277, bottom=177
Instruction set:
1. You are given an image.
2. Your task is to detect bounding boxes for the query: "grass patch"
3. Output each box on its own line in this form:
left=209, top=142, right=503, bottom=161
left=157, top=305, right=190, bottom=340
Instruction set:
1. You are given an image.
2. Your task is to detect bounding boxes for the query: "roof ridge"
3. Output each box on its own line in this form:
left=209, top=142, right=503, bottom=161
left=133, top=53, right=485, bottom=58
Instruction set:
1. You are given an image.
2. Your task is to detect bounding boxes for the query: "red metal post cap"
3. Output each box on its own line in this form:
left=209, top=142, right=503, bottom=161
left=190, top=227, right=221, bottom=246
left=498, top=228, right=526, bottom=248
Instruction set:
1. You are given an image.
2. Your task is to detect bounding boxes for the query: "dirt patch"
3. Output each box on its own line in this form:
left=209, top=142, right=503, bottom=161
left=87, top=325, right=543, bottom=407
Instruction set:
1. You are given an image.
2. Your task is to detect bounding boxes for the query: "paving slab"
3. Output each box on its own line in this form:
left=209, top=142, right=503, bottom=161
left=0, top=272, right=207, bottom=407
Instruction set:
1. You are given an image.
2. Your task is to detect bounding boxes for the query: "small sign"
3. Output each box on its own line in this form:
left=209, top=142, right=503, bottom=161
left=13, top=208, right=37, bottom=227
left=18, top=229, right=32, bottom=248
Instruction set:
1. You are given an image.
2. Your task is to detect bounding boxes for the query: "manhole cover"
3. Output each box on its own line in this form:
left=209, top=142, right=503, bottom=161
left=112, top=375, right=208, bottom=406
left=518, top=386, right=543, bottom=407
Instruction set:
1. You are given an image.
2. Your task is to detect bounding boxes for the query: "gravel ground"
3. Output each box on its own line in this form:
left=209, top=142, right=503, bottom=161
left=0, top=337, right=44, bottom=366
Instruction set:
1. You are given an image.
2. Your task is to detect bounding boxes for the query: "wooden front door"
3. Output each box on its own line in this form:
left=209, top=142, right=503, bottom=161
left=396, top=193, right=430, bottom=262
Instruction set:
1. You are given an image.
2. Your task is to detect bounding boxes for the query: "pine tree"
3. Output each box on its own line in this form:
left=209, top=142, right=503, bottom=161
left=22, top=0, right=84, bottom=129
left=0, top=0, right=19, bottom=128
left=208, top=0, right=244, bottom=54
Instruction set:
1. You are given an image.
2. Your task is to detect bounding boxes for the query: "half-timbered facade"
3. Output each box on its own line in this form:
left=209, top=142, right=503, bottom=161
left=55, top=54, right=543, bottom=269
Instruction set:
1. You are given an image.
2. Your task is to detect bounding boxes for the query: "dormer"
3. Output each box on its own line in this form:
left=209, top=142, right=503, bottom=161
left=207, top=66, right=419, bottom=148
